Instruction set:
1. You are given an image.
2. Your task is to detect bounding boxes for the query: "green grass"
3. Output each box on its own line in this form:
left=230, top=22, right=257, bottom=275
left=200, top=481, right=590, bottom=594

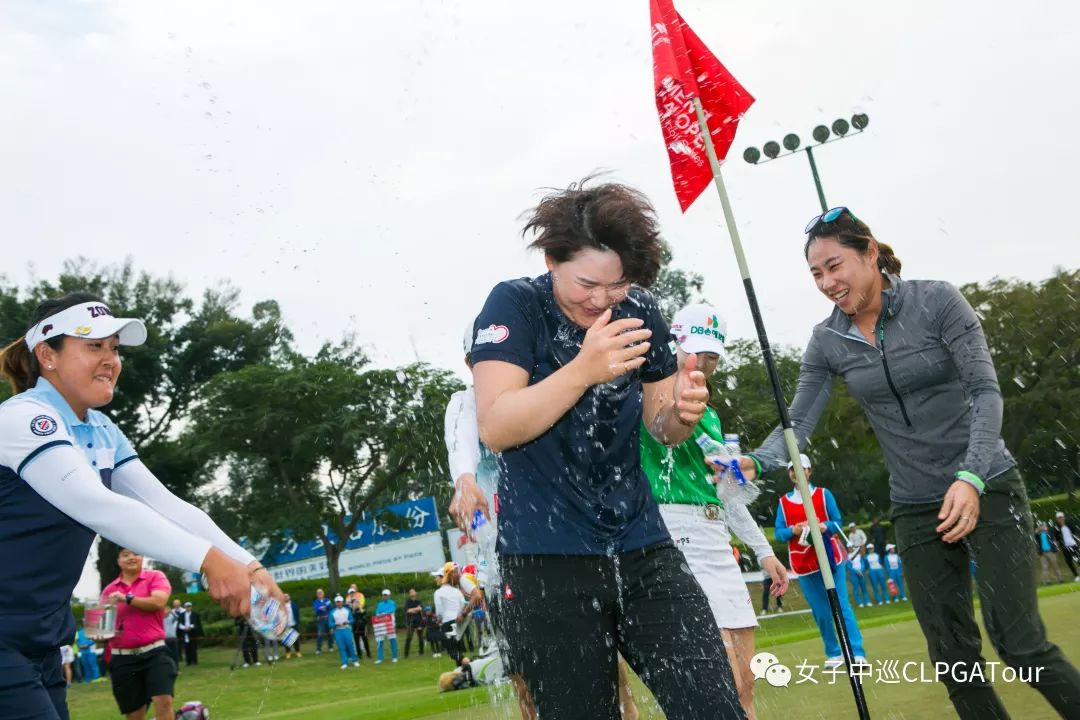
left=68, top=584, right=1080, bottom=719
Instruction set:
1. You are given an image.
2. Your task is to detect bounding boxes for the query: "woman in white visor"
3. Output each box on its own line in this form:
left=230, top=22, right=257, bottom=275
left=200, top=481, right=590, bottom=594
left=0, top=292, right=282, bottom=720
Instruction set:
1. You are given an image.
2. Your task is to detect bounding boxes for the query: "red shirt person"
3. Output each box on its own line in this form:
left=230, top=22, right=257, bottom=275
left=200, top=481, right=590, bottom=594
left=99, top=549, right=176, bottom=720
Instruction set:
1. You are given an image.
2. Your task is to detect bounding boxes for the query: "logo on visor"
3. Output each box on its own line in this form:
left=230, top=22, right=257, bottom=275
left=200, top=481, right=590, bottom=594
left=475, top=324, right=510, bottom=345
left=30, top=415, right=58, bottom=436
left=42, top=324, right=54, bottom=336
left=74, top=326, right=92, bottom=336
left=87, top=306, right=113, bottom=318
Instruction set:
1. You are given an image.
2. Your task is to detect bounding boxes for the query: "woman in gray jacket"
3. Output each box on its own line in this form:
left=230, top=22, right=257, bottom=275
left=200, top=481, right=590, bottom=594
left=742, top=207, right=1080, bottom=719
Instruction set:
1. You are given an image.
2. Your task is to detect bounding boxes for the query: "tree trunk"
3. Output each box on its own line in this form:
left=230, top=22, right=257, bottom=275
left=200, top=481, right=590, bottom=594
left=324, top=544, right=342, bottom=597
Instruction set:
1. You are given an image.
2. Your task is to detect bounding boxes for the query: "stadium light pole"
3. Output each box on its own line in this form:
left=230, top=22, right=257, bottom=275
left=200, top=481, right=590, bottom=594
left=742, top=113, right=870, bottom=212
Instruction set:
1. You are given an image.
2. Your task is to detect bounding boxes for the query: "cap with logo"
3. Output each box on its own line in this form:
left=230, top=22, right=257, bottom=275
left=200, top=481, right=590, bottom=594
left=669, top=303, right=727, bottom=355
left=786, top=453, right=812, bottom=470
left=381, top=589, right=391, bottom=596
left=25, top=301, right=147, bottom=352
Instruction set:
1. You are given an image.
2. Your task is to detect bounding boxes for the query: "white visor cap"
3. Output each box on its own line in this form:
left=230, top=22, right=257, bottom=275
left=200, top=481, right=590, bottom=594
left=25, top=301, right=147, bottom=352
left=463, top=320, right=475, bottom=356
left=669, top=303, right=727, bottom=356
left=786, top=453, right=812, bottom=470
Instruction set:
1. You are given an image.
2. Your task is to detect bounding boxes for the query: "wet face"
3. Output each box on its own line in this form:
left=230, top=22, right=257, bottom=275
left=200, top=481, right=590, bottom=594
left=806, top=236, right=880, bottom=317
left=38, top=335, right=122, bottom=414
left=546, top=248, right=630, bottom=328
left=676, top=349, right=719, bottom=377
left=117, top=549, right=143, bottom=574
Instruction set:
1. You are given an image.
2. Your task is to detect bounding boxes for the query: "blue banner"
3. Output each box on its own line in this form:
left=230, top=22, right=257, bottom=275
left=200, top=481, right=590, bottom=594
left=255, top=496, right=440, bottom=567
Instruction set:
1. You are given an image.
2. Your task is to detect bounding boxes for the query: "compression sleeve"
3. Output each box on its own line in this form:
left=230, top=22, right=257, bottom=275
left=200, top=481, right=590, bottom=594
left=725, top=503, right=775, bottom=561
left=444, top=389, right=481, bottom=485
left=21, top=446, right=211, bottom=572
left=111, top=459, right=256, bottom=565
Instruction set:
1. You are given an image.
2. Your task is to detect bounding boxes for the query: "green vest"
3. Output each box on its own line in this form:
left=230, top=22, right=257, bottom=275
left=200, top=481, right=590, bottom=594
left=640, top=406, right=725, bottom=507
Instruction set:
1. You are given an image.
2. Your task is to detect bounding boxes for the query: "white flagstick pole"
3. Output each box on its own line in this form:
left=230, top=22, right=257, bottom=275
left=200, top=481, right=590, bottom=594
left=691, top=97, right=871, bottom=719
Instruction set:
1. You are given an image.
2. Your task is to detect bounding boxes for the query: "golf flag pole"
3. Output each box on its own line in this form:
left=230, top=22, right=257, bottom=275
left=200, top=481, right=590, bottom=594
left=648, top=1, right=868, bottom=715
left=689, top=95, right=872, bottom=720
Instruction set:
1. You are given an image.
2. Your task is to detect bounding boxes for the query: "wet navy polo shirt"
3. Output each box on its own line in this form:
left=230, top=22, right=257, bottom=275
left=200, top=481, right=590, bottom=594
left=470, top=273, right=676, bottom=556
left=0, top=377, right=137, bottom=654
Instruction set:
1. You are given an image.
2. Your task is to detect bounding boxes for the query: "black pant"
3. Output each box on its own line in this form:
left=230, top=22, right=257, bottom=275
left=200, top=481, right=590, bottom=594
left=181, top=633, right=198, bottom=666
left=1060, top=546, right=1080, bottom=577
left=760, top=576, right=783, bottom=612
left=500, top=541, right=744, bottom=720
left=404, top=624, right=424, bottom=657
left=893, top=469, right=1080, bottom=720
left=440, top=622, right=464, bottom=665
left=352, top=627, right=371, bottom=658
left=241, top=632, right=259, bottom=665
left=164, top=638, right=180, bottom=665
left=109, top=647, right=176, bottom=715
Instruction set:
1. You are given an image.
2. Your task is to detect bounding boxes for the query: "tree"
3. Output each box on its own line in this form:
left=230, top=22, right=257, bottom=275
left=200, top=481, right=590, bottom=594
left=192, top=346, right=462, bottom=594
left=650, top=245, right=706, bottom=319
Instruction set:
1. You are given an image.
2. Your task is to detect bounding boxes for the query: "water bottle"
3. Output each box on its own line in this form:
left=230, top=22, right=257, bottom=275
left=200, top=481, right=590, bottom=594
left=249, top=586, right=298, bottom=647
left=471, top=510, right=499, bottom=588
left=716, top=434, right=762, bottom=507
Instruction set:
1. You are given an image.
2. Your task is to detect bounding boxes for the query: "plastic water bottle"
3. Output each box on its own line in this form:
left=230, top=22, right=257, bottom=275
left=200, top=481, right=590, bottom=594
left=471, top=510, right=499, bottom=588
left=716, top=434, right=762, bottom=507
left=249, top=586, right=298, bottom=647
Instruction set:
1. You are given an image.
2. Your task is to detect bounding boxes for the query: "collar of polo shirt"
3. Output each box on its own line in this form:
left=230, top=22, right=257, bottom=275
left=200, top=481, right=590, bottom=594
left=25, top=302, right=148, bottom=352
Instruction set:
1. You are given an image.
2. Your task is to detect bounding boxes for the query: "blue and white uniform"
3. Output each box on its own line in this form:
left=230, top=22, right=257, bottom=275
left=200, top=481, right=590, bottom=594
left=0, top=302, right=256, bottom=719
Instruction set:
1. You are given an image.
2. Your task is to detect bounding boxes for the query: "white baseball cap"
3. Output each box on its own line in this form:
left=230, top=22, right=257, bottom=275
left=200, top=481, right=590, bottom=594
left=886, top=543, right=896, bottom=551
left=669, top=303, right=727, bottom=355
left=786, top=453, right=812, bottom=470
left=333, top=595, right=344, bottom=602
left=25, top=301, right=147, bottom=352
left=381, top=589, right=391, bottom=596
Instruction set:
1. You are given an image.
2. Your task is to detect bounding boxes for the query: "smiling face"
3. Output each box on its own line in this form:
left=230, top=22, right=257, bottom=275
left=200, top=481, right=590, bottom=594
left=117, top=548, right=144, bottom=574
left=806, top=236, right=882, bottom=317
left=36, top=335, right=122, bottom=417
left=546, top=248, right=630, bottom=328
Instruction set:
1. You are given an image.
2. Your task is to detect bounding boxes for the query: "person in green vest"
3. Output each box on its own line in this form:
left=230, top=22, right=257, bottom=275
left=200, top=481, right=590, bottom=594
left=641, top=302, right=789, bottom=720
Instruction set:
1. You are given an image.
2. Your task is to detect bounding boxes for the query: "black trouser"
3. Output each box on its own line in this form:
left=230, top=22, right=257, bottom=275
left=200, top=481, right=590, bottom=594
left=181, top=634, right=198, bottom=666
left=1060, top=546, right=1079, bottom=577
left=353, top=626, right=371, bottom=658
left=165, top=638, right=180, bottom=664
left=500, top=541, right=744, bottom=720
left=893, top=469, right=1080, bottom=720
left=760, top=576, right=783, bottom=612
left=241, top=632, right=259, bottom=665
left=404, top=624, right=424, bottom=657
left=439, top=622, right=464, bottom=665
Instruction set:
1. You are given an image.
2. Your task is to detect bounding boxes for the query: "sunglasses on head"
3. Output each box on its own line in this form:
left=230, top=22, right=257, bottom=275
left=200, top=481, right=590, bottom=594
left=804, top=206, right=859, bottom=235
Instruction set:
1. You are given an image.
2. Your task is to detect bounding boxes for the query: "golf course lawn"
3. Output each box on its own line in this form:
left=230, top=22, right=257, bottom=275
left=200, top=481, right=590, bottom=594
left=67, top=583, right=1080, bottom=719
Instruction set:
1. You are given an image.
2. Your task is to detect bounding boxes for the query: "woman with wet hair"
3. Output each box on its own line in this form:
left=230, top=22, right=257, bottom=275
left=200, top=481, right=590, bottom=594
left=471, top=179, right=744, bottom=720
left=741, top=208, right=1080, bottom=719
left=0, top=292, right=282, bottom=719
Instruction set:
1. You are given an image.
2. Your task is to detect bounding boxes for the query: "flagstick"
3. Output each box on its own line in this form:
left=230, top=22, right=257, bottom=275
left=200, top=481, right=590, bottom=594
left=692, top=97, right=871, bottom=719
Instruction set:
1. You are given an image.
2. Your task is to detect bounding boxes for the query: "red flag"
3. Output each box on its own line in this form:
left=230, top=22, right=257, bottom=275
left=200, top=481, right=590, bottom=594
left=651, top=0, right=754, bottom=211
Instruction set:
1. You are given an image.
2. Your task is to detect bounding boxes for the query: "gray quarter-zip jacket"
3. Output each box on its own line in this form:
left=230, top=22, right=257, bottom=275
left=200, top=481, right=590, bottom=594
left=754, top=274, right=1015, bottom=504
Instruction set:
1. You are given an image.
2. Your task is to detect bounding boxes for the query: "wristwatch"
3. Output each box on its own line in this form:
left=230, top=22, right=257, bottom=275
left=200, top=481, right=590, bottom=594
left=125, top=593, right=134, bottom=605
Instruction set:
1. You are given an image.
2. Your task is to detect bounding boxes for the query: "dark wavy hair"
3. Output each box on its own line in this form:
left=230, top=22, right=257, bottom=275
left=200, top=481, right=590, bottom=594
left=523, top=177, right=665, bottom=288
left=0, top=291, right=105, bottom=394
left=804, top=212, right=902, bottom=275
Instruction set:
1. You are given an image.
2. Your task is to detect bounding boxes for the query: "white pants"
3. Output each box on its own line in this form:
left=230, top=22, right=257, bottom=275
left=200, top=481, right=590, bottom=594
left=660, top=504, right=758, bottom=630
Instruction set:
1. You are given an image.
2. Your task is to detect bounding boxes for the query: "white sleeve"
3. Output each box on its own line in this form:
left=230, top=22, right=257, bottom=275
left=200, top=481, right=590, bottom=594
left=111, top=459, right=256, bottom=565
left=434, top=589, right=447, bottom=620
left=20, top=446, right=211, bottom=572
left=725, top=504, right=775, bottom=561
left=444, top=389, right=481, bottom=485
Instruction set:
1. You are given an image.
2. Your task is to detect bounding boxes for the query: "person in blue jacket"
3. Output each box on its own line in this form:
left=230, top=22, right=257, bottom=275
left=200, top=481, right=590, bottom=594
left=775, top=453, right=867, bottom=668
left=847, top=551, right=870, bottom=608
left=329, top=595, right=360, bottom=669
left=74, top=627, right=100, bottom=683
left=863, top=544, right=888, bottom=604
left=884, top=544, right=907, bottom=600
left=374, top=590, right=399, bottom=663
left=312, top=588, right=334, bottom=654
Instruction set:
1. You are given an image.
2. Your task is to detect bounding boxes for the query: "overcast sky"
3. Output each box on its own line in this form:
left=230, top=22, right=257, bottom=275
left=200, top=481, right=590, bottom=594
left=4, top=0, right=1078, bottom=598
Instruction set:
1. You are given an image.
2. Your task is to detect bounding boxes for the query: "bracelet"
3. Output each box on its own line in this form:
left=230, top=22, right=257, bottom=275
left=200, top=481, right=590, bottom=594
left=955, top=471, right=985, bottom=494
left=248, top=564, right=266, bottom=578
left=747, top=453, right=764, bottom=478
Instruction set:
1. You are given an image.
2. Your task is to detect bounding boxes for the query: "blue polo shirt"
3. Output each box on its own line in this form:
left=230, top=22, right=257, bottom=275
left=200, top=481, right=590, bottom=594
left=470, top=273, right=676, bottom=556
left=0, top=377, right=137, bottom=654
